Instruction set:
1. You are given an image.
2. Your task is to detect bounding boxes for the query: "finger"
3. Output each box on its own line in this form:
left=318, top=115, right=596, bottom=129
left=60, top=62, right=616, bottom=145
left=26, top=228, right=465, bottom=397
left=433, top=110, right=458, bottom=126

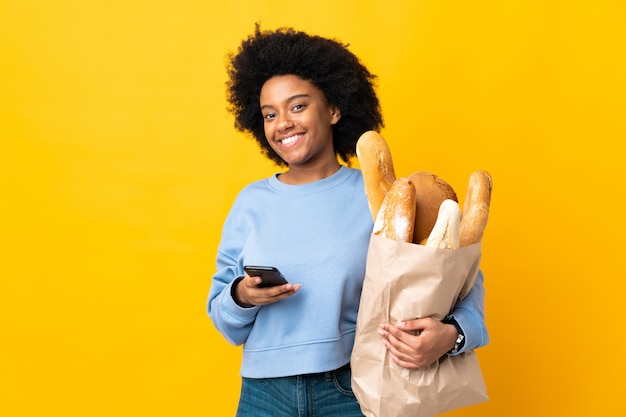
left=269, top=285, right=300, bottom=300
left=382, top=335, right=410, bottom=359
left=395, top=317, right=430, bottom=331
left=243, top=275, right=262, bottom=287
left=250, top=283, right=301, bottom=306
left=382, top=338, right=421, bottom=369
left=273, top=282, right=297, bottom=293
left=383, top=334, right=433, bottom=369
left=389, top=353, right=421, bottom=370
left=381, top=323, right=417, bottom=346
left=380, top=326, right=417, bottom=358
left=261, top=283, right=299, bottom=297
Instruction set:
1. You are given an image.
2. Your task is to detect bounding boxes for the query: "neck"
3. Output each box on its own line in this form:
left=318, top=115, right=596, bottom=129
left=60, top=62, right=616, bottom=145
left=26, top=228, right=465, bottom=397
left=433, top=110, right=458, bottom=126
left=279, top=161, right=342, bottom=185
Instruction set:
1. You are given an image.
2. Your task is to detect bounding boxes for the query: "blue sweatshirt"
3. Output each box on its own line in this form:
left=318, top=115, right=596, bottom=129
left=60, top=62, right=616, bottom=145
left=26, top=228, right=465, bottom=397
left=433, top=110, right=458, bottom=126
left=207, top=166, right=488, bottom=378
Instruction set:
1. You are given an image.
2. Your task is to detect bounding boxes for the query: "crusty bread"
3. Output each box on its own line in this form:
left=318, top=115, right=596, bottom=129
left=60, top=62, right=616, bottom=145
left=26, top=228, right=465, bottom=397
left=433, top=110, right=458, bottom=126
left=373, top=177, right=416, bottom=243
left=425, top=199, right=461, bottom=249
left=356, top=131, right=396, bottom=220
left=407, top=171, right=458, bottom=244
left=459, top=170, right=492, bottom=246
left=357, top=131, right=491, bottom=247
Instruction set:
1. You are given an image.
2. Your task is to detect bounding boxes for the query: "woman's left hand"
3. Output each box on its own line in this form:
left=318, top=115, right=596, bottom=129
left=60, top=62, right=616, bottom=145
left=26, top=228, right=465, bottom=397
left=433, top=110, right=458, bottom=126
left=378, top=317, right=458, bottom=369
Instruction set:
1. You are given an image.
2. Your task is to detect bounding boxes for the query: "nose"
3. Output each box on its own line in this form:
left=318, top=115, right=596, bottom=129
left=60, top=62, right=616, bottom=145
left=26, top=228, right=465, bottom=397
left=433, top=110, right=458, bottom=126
left=276, top=113, right=294, bottom=131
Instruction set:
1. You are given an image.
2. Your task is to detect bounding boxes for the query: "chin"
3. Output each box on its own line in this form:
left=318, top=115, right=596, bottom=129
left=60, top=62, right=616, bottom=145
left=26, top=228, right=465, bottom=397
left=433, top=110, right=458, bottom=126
left=282, top=154, right=309, bottom=166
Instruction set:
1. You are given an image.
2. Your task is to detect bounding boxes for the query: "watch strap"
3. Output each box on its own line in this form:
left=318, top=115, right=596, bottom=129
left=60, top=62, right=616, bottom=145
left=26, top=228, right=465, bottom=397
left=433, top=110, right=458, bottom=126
left=443, top=316, right=465, bottom=354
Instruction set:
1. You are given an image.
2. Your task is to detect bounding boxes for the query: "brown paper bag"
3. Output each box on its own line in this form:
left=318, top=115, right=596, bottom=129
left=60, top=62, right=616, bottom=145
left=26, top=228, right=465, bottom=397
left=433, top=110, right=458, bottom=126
left=351, top=233, right=488, bottom=417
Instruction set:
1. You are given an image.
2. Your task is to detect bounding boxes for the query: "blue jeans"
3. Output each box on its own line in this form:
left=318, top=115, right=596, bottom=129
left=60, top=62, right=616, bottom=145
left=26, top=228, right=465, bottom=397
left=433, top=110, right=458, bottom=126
left=235, top=364, right=365, bottom=417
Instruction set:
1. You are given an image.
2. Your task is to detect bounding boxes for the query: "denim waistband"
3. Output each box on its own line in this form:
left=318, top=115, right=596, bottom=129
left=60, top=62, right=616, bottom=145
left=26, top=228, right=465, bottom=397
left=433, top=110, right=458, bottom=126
left=295, top=362, right=351, bottom=379
left=322, top=362, right=350, bottom=380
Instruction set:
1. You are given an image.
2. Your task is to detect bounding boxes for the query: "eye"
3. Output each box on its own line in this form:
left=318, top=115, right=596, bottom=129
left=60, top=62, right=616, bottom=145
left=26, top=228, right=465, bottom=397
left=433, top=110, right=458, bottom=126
left=263, top=112, right=276, bottom=120
left=292, top=104, right=305, bottom=112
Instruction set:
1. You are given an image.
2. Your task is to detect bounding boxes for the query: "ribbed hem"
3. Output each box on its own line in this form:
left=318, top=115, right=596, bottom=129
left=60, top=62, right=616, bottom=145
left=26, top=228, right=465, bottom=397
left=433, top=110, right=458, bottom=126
left=240, top=331, right=355, bottom=378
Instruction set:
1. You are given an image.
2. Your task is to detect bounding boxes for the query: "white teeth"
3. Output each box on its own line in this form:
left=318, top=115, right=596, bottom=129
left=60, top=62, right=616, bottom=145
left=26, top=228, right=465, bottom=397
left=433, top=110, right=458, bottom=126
left=281, top=135, right=300, bottom=145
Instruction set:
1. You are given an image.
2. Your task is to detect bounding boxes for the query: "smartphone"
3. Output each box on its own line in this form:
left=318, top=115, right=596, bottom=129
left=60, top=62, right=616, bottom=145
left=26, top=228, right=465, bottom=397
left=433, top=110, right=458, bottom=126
left=243, top=265, right=289, bottom=288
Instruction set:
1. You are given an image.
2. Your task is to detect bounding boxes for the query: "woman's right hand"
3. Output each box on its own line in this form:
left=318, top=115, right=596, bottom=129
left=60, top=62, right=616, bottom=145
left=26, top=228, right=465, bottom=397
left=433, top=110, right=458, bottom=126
left=233, top=275, right=301, bottom=307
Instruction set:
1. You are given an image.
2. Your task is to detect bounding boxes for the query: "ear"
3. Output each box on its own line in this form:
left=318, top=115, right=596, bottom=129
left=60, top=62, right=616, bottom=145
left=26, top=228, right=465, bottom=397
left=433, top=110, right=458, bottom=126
left=330, top=105, right=342, bottom=125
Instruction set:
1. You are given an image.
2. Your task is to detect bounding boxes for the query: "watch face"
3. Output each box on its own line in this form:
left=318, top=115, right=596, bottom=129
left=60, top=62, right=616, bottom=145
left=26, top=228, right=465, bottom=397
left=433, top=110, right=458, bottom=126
left=452, top=334, right=465, bottom=353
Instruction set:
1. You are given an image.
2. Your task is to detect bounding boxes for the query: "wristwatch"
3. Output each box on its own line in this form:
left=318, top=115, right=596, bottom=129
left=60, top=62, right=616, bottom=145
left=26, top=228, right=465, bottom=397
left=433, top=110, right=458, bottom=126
left=443, top=316, right=465, bottom=354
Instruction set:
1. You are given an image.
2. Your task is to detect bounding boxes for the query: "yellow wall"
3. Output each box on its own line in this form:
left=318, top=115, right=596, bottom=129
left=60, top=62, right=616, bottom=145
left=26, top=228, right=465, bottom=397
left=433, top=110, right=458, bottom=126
left=1, top=1, right=624, bottom=416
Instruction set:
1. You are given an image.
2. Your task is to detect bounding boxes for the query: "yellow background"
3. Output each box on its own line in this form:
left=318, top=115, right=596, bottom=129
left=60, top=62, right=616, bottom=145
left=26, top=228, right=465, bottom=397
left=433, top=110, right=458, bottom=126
left=1, top=0, right=625, bottom=416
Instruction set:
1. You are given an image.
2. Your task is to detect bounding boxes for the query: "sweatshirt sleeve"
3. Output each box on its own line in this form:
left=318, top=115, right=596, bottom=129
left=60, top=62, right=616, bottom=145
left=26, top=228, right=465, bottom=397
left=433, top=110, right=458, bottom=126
left=208, top=272, right=260, bottom=346
left=448, top=269, right=489, bottom=353
left=206, top=199, right=260, bottom=346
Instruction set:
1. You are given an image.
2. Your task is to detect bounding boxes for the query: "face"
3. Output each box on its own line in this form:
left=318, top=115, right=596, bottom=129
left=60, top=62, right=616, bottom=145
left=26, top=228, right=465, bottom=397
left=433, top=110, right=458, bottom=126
left=259, top=75, right=341, bottom=168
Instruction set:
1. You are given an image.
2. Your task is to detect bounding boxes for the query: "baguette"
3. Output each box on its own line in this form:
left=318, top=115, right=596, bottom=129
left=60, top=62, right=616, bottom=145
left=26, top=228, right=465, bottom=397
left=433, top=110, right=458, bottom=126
left=425, top=199, right=461, bottom=249
left=356, top=131, right=397, bottom=220
left=407, top=171, right=458, bottom=244
left=373, top=177, right=416, bottom=243
left=459, top=170, right=492, bottom=247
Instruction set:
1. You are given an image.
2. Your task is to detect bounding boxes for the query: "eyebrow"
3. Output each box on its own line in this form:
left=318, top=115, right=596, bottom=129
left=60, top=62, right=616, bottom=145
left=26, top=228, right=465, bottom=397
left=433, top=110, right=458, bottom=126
left=260, top=93, right=311, bottom=111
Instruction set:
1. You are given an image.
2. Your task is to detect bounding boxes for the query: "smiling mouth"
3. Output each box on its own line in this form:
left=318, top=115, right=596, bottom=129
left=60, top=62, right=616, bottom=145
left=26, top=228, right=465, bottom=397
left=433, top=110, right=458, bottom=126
left=280, top=134, right=303, bottom=146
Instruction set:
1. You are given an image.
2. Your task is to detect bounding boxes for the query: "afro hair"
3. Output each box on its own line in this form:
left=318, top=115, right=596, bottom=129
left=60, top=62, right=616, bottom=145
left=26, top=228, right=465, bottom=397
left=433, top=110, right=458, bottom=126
left=226, top=24, right=384, bottom=166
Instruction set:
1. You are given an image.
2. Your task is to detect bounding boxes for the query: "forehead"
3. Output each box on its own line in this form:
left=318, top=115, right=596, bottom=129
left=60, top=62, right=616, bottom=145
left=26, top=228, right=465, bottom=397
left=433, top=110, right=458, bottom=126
left=260, top=74, right=326, bottom=104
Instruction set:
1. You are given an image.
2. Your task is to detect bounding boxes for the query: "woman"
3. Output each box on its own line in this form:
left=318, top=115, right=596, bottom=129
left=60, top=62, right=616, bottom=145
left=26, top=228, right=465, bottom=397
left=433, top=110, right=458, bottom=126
left=207, top=25, right=489, bottom=417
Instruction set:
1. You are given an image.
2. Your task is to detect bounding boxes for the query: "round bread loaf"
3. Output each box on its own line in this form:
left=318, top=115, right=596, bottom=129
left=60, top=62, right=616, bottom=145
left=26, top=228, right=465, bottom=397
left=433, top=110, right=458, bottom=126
left=407, top=171, right=458, bottom=244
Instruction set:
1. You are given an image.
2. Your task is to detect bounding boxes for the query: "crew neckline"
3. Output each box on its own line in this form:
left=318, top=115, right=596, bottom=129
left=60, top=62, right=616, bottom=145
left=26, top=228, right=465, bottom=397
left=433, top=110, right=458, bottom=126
left=266, top=165, right=353, bottom=195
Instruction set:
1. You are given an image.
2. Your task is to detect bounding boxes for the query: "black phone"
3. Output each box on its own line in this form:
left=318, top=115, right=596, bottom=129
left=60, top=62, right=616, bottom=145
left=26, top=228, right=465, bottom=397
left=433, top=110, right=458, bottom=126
left=243, top=265, right=289, bottom=288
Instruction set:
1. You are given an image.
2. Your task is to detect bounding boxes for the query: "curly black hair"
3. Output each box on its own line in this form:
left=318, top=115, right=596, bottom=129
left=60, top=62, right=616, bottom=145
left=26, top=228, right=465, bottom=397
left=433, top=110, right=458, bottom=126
left=226, top=24, right=384, bottom=166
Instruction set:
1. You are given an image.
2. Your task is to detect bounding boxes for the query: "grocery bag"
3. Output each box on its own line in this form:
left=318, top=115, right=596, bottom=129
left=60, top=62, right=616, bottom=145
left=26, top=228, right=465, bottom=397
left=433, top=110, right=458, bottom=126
left=351, top=233, right=488, bottom=417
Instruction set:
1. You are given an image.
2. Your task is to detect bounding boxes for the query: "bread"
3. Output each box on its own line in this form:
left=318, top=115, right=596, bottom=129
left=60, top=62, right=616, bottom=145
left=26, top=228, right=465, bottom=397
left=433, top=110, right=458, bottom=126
left=407, top=171, right=458, bottom=244
left=373, top=177, right=416, bottom=243
left=357, top=131, right=491, bottom=247
left=356, top=131, right=397, bottom=220
left=459, top=170, right=492, bottom=247
left=425, top=199, right=461, bottom=249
